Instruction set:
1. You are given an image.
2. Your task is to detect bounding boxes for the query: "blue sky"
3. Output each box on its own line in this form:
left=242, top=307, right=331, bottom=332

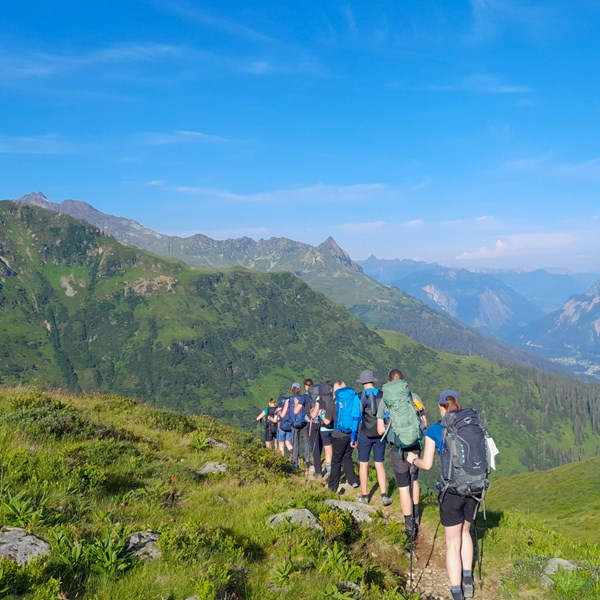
left=1, top=0, right=599, bottom=272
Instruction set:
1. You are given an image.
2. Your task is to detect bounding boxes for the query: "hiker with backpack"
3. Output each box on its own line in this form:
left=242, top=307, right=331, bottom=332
left=304, top=378, right=325, bottom=478
left=355, top=369, right=392, bottom=507
left=318, top=380, right=335, bottom=480
left=288, top=382, right=311, bottom=469
left=407, top=390, right=491, bottom=600
left=255, top=397, right=279, bottom=449
left=322, top=380, right=360, bottom=494
left=376, top=369, right=425, bottom=539
left=276, top=394, right=293, bottom=457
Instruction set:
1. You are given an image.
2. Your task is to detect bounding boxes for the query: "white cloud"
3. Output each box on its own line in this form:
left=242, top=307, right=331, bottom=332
left=0, top=133, right=80, bottom=154
left=175, top=182, right=390, bottom=204
left=339, top=220, right=386, bottom=233
left=426, top=73, right=532, bottom=95
left=456, top=232, right=575, bottom=261
left=139, top=130, right=234, bottom=146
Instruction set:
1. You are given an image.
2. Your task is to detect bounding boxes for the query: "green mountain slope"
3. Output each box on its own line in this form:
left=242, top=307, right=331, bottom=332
left=0, top=201, right=404, bottom=427
left=1, top=201, right=599, bottom=477
left=16, top=192, right=569, bottom=377
left=487, top=457, right=600, bottom=543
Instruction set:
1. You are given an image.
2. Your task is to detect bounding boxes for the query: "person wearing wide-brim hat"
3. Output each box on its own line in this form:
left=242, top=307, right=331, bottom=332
left=354, top=369, right=393, bottom=507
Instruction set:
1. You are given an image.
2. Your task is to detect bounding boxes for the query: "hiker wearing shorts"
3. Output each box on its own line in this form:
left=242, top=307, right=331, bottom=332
left=276, top=395, right=293, bottom=457
left=319, top=380, right=335, bottom=480
left=305, top=378, right=324, bottom=477
left=377, top=369, right=424, bottom=539
left=289, top=382, right=310, bottom=468
left=255, top=397, right=278, bottom=449
left=355, top=369, right=392, bottom=507
left=407, top=390, right=478, bottom=600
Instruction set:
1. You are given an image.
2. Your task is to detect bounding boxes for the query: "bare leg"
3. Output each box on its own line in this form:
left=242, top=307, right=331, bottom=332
left=359, top=461, right=369, bottom=495
left=374, top=461, right=387, bottom=495
left=461, top=521, right=474, bottom=574
left=444, top=523, right=464, bottom=588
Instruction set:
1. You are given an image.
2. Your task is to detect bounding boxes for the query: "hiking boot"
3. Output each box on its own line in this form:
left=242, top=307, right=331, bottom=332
left=450, top=589, right=464, bottom=600
left=463, top=577, right=474, bottom=598
left=336, top=487, right=346, bottom=496
left=350, top=482, right=359, bottom=488
left=357, top=494, right=369, bottom=504
left=381, top=494, right=393, bottom=507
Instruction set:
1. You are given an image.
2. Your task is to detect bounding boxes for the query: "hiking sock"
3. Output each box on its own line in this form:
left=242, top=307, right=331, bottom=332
left=404, top=515, right=416, bottom=540
left=325, top=463, right=331, bottom=476
left=450, top=586, right=463, bottom=600
left=462, top=571, right=474, bottom=598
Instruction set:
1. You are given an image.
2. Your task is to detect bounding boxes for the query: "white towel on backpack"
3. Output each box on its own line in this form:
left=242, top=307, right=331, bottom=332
left=487, top=436, right=499, bottom=470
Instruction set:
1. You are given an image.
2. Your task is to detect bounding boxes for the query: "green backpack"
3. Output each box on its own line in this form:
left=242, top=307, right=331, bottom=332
left=381, top=380, right=423, bottom=449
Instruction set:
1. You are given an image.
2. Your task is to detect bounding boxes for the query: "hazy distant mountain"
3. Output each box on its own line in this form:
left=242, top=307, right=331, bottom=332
left=509, top=280, right=600, bottom=380
left=360, top=256, right=545, bottom=338
left=15, top=192, right=572, bottom=376
left=491, top=269, right=600, bottom=313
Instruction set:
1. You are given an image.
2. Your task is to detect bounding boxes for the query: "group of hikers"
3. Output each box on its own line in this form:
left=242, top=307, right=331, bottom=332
left=256, top=368, right=495, bottom=600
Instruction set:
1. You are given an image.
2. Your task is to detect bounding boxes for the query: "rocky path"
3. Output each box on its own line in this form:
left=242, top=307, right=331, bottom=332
left=408, top=519, right=502, bottom=600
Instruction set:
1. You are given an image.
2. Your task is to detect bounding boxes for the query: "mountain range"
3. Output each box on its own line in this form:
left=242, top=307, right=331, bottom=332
left=359, top=256, right=545, bottom=338
left=14, top=192, right=575, bottom=378
left=1, top=199, right=600, bottom=476
left=509, top=280, right=600, bottom=379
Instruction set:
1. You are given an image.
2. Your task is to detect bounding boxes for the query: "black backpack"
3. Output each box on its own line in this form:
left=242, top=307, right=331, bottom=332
left=437, top=408, right=490, bottom=499
left=308, top=384, right=321, bottom=422
left=360, top=390, right=383, bottom=438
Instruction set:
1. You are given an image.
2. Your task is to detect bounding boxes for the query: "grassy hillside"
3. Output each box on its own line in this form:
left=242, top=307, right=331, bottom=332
left=486, top=457, right=600, bottom=543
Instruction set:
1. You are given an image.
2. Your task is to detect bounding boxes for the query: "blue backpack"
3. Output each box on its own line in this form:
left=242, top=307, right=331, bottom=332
left=334, top=387, right=356, bottom=434
left=278, top=395, right=292, bottom=432
left=290, top=393, right=307, bottom=429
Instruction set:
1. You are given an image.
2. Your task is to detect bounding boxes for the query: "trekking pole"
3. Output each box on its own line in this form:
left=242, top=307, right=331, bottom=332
left=407, top=463, right=417, bottom=594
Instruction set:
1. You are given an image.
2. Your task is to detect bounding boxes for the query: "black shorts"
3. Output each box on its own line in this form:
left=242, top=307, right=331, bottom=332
left=389, top=444, right=420, bottom=487
left=265, top=427, right=277, bottom=442
left=439, top=492, right=479, bottom=527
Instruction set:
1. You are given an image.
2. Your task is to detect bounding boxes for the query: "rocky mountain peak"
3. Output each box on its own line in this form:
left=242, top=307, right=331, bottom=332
left=317, top=236, right=362, bottom=272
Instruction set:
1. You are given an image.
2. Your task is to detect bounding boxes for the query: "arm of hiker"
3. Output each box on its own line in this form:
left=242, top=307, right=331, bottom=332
left=256, top=409, right=266, bottom=421
left=310, top=399, right=320, bottom=419
left=350, top=394, right=361, bottom=445
left=407, top=435, right=435, bottom=470
left=376, top=400, right=388, bottom=436
left=280, top=400, right=289, bottom=418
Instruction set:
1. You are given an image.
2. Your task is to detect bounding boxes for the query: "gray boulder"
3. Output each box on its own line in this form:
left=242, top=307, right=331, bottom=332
left=0, top=527, right=51, bottom=566
left=125, top=530, right=162, bottom=560
left=197, top=462, right=228, bottom=475
left=324, top=499, right=378, bottom=523
left=541, top=557, right=580, bottom=586
left=268, top=508, right=323, bottom=531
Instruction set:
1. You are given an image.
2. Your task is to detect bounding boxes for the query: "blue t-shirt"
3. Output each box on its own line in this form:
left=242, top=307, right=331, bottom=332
left=425, top=421, right=445, bottom=455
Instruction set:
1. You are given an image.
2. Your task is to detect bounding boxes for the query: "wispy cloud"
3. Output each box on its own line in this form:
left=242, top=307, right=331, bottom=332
left=339, top=220, right=385, bottom=233
left=466, top=0, right=557, bottom=44
left=154, top=0, right=275, bottom=44
left=426, top=73, right=532, bottom=95
left=500, top=154, right=600, bottom=180
left=0, top=44, right=184, bottom=81
left=456, top=232, right=575, bottom=261
left=0, top=133, right=81, bottom=154
left=139, top=130, right=235, bottom=146
left=175, top=182, right=390, bottom=204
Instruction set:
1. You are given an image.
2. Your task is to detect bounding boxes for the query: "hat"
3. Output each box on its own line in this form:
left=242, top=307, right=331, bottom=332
left=438, top=389, right=460, bottom=405
left=356, top=369, right=377, bottom=384
left=291, top=382, right=301, bottom=389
